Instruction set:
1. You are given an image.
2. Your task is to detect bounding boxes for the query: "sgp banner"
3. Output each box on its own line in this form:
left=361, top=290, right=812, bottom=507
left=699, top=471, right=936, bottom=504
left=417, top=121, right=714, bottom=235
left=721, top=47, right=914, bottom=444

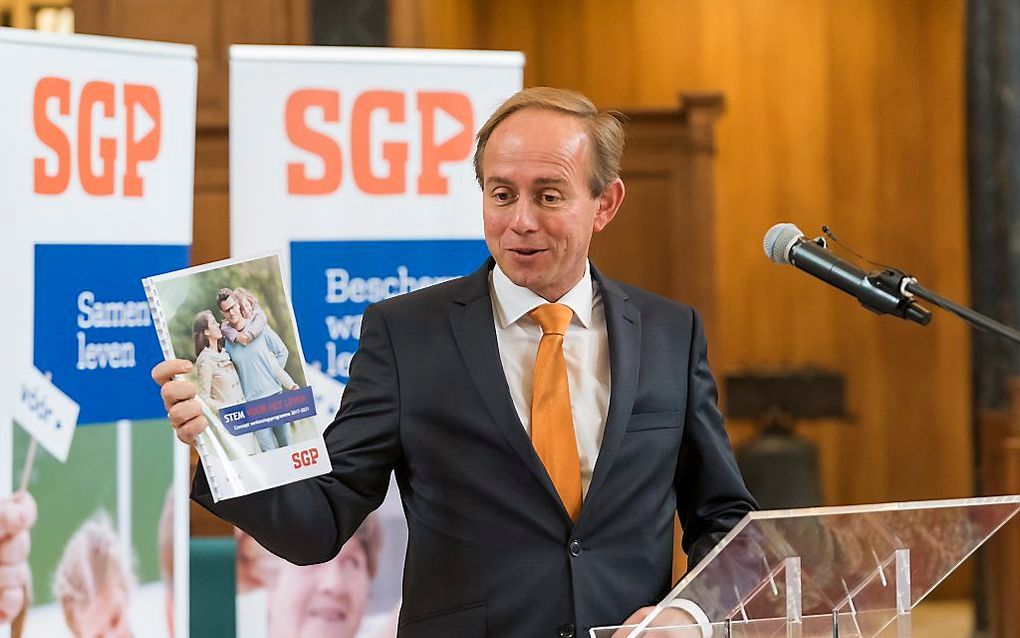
left=0, top=28, right=194, bottom=638
left=230, top=46, right=522, bottom=638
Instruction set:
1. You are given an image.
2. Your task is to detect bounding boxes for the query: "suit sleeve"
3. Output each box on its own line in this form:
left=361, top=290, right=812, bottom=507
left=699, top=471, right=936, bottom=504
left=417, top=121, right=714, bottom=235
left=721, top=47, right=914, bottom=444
left=675, top=308, right=758, bottom=568
left=191, top=303, right=402, bottom=565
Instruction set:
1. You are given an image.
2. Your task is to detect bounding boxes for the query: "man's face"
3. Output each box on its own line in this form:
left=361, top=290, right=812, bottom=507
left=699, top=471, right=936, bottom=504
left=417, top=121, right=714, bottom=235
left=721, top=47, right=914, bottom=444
left=481, top=108, right=621, bottom=301
left=219, top=296, right=245, bottom=330
left=266, top=539, right=371, bottom=638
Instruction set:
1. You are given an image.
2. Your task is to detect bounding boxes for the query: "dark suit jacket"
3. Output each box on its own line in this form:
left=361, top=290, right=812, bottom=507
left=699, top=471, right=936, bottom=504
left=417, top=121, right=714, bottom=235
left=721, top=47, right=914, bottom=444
left=193, top=259, right=756, bottom=638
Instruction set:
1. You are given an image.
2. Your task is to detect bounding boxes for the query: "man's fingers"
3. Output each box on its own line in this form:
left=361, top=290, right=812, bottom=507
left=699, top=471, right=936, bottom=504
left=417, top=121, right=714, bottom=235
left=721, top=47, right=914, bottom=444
left=610, top=607, right=655, bottom=638
left=176, top=415, right=209, bottom=445
left=0, top=531, right=29, bottom=564
left=161, top=379, right=198, bottom=412
left=610, top=625, right=638, bottom=638
left=152, top=359, right=193, bottom=386
left=168, top=398, right=203, bottom=427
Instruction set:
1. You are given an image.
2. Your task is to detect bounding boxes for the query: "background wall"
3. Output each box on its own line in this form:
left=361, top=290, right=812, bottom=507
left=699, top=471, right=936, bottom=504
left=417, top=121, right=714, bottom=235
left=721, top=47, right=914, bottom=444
left=391, top=0, right=971, bottom=519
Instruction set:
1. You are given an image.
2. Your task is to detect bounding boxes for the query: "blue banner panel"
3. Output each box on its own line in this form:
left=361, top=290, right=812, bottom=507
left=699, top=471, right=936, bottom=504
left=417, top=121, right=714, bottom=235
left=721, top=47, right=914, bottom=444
left=218, top=386, right=316, bottom=434
left=290, top=239, right=489, bottom=383
left=34, top=244, right=190, bottom=425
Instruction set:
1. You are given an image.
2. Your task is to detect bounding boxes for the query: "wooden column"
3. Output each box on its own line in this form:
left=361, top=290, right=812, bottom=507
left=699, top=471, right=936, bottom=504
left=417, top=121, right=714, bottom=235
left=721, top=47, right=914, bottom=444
left=590, top=93, right=724, bottom=343
left=979, top=378, right=1020, bottom=637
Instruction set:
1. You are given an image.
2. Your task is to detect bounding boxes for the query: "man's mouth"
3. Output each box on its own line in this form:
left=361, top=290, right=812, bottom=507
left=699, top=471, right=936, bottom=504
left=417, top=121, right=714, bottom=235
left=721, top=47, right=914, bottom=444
left=509, top=248, right=545, bottom=256
left=306, top=605, right=348, bottom=623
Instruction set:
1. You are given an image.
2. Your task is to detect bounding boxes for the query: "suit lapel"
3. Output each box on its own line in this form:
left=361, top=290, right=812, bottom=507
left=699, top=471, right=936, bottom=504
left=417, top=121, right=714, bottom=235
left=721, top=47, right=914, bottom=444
left=449, top=260, right=571, bottom=522
left=579, top=269, right=641, bottom=520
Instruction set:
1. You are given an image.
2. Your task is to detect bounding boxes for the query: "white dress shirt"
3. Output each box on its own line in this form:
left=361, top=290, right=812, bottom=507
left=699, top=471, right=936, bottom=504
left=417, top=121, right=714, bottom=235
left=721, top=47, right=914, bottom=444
left=489, top=261, right=610, bottom=498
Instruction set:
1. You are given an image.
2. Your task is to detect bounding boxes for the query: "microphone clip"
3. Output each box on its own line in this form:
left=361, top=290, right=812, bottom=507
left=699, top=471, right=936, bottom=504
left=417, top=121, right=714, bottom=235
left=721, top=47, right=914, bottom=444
left=864, top=268, right=931, bottom=326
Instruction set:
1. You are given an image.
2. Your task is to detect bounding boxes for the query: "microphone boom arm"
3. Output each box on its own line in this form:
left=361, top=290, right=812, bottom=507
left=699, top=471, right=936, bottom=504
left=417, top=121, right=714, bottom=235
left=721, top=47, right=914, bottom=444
left=904, top=280, right=1020, bottom=346
left=765, top=222, right=1020, bottom=343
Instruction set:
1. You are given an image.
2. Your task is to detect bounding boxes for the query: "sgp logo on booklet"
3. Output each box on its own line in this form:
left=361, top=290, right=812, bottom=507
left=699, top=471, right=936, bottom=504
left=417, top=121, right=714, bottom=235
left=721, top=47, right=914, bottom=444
left=291, top=448, right=320, bottom=469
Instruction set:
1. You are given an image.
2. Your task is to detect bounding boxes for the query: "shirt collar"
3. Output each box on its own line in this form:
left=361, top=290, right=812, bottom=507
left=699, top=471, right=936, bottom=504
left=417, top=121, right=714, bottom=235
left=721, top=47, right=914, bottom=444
left=490, top=261, right=595, bottom=329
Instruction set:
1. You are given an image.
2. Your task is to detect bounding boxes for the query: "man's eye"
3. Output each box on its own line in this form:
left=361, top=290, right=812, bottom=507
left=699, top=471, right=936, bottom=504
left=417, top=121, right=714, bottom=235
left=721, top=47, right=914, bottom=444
left=540, top=192, right=561, bottom=204
left=492, top=189, right=515, bottom=203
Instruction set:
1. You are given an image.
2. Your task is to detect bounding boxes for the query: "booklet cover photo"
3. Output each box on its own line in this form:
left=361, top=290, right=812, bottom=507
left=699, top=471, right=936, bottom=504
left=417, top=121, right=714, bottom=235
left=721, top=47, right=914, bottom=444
left=143, top=253, right=331, bottom=500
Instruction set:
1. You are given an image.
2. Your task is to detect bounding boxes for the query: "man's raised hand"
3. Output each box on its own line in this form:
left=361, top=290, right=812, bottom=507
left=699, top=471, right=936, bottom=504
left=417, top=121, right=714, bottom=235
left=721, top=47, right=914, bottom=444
left=152, top=359, right=209, bottom=445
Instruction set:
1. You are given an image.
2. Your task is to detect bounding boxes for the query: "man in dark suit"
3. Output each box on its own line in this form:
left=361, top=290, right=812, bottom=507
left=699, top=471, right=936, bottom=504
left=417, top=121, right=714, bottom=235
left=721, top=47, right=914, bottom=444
left=154, top=87, right=756, bottom=637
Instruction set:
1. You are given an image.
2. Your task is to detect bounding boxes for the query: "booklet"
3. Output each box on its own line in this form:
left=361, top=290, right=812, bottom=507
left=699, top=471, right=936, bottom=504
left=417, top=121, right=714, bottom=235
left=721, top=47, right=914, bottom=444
left=143, top=253, right=331, bottom=501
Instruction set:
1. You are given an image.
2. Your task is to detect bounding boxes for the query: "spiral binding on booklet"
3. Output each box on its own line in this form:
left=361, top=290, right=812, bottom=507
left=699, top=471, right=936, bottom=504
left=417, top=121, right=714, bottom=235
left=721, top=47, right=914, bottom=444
left=142, top=276, right=226, bottom=501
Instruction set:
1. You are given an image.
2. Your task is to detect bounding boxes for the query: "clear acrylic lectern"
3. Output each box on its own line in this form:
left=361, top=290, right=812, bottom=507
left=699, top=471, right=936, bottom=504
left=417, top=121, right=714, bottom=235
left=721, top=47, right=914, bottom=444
left=591, top=495, right=1020, bottom=637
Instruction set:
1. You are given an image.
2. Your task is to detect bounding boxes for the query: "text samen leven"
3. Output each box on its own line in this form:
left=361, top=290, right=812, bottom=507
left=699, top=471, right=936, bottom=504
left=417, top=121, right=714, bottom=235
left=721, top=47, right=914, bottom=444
left=76, top=290, right=151, bottom=371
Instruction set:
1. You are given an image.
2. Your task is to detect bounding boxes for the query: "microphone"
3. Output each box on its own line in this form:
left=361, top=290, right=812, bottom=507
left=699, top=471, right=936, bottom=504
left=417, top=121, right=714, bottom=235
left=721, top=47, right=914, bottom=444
left=763, top=223, right=931, bottom=326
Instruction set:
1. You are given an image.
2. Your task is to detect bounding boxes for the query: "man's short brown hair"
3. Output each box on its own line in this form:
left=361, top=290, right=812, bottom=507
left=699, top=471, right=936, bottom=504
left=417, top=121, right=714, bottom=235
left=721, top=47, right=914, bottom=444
left=473, top=87, right=625, bottom=197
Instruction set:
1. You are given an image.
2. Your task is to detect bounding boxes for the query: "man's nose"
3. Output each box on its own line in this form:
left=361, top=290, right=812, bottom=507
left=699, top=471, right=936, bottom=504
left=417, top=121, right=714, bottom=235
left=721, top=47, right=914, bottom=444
left=508, top=197, right=539, bottom=234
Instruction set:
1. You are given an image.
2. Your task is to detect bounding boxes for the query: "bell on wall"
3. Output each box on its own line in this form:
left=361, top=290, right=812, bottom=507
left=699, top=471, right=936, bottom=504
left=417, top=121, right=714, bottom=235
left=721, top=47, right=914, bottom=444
left=725, top=369, right=847, bottom=509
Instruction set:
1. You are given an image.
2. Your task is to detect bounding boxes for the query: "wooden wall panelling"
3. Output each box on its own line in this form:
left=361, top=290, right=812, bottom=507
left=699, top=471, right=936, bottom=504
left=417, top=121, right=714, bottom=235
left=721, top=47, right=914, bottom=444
left=389, top=0, right=478, bottom=51
left=0, top=0, right=31, bottom=27
left=980, top=377, right=1020, bottom=636
left=980, top=411, right=1009, bottom=637
left=1001, top=442, right=1020, bottom=635
left=193, top=130, right=230, bottom=265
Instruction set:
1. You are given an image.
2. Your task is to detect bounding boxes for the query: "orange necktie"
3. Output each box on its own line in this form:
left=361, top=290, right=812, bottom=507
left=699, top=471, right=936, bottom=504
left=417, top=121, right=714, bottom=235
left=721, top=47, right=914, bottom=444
left=529, top=303, right=583, bottom=521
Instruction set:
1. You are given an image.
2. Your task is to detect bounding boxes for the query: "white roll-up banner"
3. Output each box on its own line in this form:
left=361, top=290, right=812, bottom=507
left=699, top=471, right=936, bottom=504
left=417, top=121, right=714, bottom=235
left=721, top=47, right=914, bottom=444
left=230, top=45, right=523, bottom=638
left=0, top=27, right=195, bottom=638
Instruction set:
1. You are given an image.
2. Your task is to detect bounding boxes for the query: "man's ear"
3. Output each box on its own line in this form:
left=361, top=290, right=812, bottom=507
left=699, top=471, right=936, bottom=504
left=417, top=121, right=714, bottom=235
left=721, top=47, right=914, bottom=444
left=593, top=178, right=625, bottom=233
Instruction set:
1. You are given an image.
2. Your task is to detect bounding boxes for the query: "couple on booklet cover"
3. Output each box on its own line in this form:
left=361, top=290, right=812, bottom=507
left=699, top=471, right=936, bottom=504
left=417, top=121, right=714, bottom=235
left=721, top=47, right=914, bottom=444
left=192, top=286, right=298, bottom=456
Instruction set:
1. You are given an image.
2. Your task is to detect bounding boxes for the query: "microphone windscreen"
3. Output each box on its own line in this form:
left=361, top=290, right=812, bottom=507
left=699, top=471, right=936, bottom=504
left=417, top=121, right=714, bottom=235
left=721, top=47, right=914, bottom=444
left=763, top=223, right=805, bottom=265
